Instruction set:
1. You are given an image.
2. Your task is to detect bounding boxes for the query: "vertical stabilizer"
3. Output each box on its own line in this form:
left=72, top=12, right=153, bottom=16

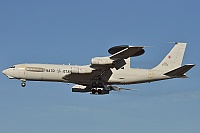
left=153, top=42, right=186, bottom=72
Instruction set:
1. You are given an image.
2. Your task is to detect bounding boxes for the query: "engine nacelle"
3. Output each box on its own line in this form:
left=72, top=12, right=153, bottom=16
left=91, top=57, right=114, bottom=65
left=72, top=85, right=110, bottom=95
left=72, top=85, right=90, bottom=93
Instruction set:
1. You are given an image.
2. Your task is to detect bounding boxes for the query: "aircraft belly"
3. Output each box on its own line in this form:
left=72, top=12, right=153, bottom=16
left=66, top=75, right=92, bottom=85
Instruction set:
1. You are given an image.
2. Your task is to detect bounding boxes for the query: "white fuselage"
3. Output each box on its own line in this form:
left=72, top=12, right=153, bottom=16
left=2, top=63, right=170, bottom=85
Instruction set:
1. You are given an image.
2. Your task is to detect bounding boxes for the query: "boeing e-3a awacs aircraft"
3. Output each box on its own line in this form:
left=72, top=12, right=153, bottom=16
left=2, top=42, right=195, bottom=95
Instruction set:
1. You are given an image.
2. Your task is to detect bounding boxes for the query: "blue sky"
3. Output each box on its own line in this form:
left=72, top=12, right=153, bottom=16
left=0, top=0, right=199, bottom=133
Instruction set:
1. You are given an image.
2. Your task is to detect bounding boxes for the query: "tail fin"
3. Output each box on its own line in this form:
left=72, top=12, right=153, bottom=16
left=153, top=42, right=186, bottom=72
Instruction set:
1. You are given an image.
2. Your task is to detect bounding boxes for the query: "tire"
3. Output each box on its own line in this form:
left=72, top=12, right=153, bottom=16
left=97, top=89, right=102, bottom=94
left=92, top=82, right=97, bottom=88
left=21, top=82, right=26, bottom=87
left=97, top=83, right=103, bottom=88
left=91, top=89, right=96, bottom=94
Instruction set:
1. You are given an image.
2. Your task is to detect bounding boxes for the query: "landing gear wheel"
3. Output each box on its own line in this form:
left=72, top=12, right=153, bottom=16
left=92, top=82, right=97, bottom=88
left=21, top=82, right=26, bottom=87
left=97, top=89, right=102, bottom=94
left=97, top=83, right=103, bottom=88
left=91, top=89, right=96, bottom=94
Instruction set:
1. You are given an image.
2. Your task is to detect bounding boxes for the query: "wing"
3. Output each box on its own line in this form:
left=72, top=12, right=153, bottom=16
left=62, top=66, right=113, bottom=85
left=63, top=45, right=145, bottom=85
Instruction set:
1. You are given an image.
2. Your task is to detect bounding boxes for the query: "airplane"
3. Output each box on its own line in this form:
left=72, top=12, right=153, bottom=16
left=2, top=42, right=195, bottom=95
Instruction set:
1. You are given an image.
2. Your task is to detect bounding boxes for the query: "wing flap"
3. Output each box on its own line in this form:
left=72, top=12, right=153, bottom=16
left=164, top=64, right=195, bottom=77
left=62, top=68, right=113, bottom=85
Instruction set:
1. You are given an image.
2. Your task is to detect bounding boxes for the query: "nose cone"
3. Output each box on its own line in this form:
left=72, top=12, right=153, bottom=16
left=2, top=69, right=14, bottom=79
left=2, top=69, right=7, bottom=75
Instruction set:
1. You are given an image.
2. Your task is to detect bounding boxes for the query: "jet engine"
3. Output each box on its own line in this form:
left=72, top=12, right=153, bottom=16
left=72, top=85, right=109, bottom=95
left=72, top=85, right=90, bottom=92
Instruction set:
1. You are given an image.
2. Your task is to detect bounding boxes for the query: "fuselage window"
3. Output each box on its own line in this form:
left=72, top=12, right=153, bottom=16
left=9, top=66, right=15, bottom=68
left=26, top=67, right=45, bottom=72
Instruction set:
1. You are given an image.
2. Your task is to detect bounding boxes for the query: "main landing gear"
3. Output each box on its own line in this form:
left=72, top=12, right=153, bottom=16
left=91, top=82, right=104, bottom=94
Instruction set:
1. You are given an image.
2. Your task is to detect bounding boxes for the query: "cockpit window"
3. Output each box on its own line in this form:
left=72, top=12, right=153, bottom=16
left=9, top=66, right=15, bottom=68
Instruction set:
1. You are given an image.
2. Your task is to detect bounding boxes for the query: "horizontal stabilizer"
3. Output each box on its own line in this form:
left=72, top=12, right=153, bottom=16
left=164, top=64, right=195, bottom=77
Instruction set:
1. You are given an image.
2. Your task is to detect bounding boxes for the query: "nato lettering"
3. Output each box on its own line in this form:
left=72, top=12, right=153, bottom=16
left=46, top=69, right=55, bottom=72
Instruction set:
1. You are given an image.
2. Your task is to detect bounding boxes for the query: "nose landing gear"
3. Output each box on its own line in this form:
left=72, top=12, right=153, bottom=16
left=21, top=79, right=26, bottom=87
left=21, top=82, right=26, bottom=87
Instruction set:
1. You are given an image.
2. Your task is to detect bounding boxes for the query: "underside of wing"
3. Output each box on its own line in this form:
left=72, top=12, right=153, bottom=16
left=63, top=73, right=95, bottom=85
left=62, top=67, right=113, bottom=85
